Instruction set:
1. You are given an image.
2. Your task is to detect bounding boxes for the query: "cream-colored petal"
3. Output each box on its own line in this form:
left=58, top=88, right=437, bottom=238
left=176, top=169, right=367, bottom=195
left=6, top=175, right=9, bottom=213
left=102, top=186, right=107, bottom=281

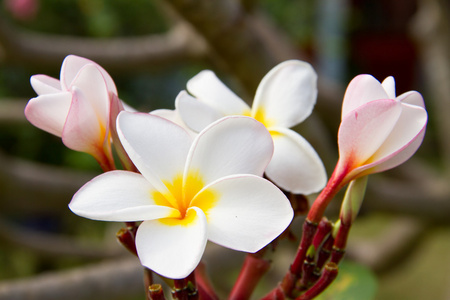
left=203, top=174, right=293, bottom=252
left=136, top=207, right=207, bottom=279
left=265, top=128, right=327, bottom=194
left=252, top=60, right=317, bottom=128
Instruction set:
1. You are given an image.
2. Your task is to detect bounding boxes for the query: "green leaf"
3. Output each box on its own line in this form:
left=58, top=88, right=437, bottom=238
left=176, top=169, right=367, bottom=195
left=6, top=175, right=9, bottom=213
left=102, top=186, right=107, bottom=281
left=315, top=261, right=378, bottom=300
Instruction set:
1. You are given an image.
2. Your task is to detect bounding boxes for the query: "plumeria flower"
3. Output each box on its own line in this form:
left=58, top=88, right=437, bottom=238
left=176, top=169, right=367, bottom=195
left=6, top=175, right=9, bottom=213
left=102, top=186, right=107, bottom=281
left=308, top=74, right=428, bottom=223
left=25, top=55, right=121, bottom=171
left=69, top=112, right=294, bottom=279
left=175, top=60, right=327, bottom=194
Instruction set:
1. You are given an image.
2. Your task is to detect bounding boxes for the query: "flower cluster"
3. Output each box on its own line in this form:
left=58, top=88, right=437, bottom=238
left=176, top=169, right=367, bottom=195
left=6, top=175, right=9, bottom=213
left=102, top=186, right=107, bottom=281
left=25, top=55, right=427, bottom=298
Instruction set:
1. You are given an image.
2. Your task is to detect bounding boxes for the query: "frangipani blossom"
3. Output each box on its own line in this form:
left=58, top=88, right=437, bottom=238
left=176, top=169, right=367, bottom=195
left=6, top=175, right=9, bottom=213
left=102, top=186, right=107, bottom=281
left=69, top=112, right=294, bottom=279
left=307, top=75, right=427, bottom=223
left=176, top=60, right=327, bottom=194
left=25, top=55, right=119, bottom=170
left=335, top=75, right=428, bottom=185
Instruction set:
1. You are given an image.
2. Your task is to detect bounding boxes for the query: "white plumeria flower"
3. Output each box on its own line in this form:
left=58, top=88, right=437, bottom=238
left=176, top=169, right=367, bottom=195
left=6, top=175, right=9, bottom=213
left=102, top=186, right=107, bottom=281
left=69, top=112, right=294, bottom=279
left=176, top=60, right=327, bottom=194
left=25, top=55, right=118, bottom=170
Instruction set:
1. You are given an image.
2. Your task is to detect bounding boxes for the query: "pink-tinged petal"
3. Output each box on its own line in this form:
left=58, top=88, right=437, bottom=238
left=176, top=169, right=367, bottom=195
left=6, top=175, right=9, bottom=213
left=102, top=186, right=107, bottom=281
left=187, top=70, right=250, bottom=115
left=252, top=60, right=317, bottom=128
left=367, top=127, right=426, bottom=174
left=69, top=171, right=179, bottom=221
left=200, top=175, right=293, bottom=252
left=397, top=91, right=425, bottom=108
left=61, top=55, right=117, bottom=94
left=136, top=207, right=207, bottom=279
left=341, top=75, right=390, bottom=118
left=349, top=103, right=427, bottom=177
left=117, top=112, right=192, bottom=193
left=62, top=87, right=107, bottom=155
left=176, top=90, right=223, bottom=132
left=30, top=75, right=62, bottom=94
left=186, top=116, right=273, bottom=185
left=24, top=92, right=72, bottom=137
left=381, top=76, right=396, bottom=99
left=110, top=94, right=136, bottom=171
left=338, top=99, right=402, bottom=169
left=265, top=128, right=327, bottom=194
left=70, top=64, right=110, bottom=122
left=362, top=103, right=427, bottom=165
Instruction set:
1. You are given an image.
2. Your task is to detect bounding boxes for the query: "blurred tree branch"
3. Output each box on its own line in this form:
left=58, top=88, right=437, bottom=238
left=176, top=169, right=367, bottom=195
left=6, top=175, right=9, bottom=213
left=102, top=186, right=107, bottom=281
left=0, top=216, right=124, bottom=259
left=0, top=258, right=144, bottom=300
left=162, top=0, right=300, bottom=93
left=0, top=18, right=207, bottom=72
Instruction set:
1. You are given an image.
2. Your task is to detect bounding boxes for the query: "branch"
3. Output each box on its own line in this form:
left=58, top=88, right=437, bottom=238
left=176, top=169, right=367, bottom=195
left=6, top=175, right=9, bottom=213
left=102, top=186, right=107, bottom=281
left=0, top=18, right=207, bottom=72
left=163, top=0, right=301, bottom=93
left=364, top=161, right=450, bottom=224
left=0, top=149, right=95, bottom=214
left=0, top=217, right=124, bottom=259
left=0, top=258, right=144, bottom=300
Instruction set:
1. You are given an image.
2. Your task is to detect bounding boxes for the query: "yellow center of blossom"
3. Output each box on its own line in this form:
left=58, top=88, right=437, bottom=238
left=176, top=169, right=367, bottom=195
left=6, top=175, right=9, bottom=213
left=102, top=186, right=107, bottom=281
left=152, top=171, right=217, bottom=226
left=244, top=107, right=280, bottom=137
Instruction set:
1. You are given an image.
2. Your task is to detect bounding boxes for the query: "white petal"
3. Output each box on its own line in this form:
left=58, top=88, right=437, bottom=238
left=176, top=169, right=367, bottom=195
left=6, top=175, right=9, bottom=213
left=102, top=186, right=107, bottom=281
left=176, top=90, right=223, bottom=132
left=381, top=76, right=396, bottom=98
left=341, top=75, right=390, bottom=119
left=185, top=116, right=273, bottom=185
left=24, top=92, right=72, bottom=137
left=117, top=112, right=192, bottom=194
left=252, top=60, right=317, bottom=128
left=397, top=91, right=425, bottom=108
left=265, top=128, right=327, bottom=194
left=151, top=106, right=198, bottom=139
left=187, top=70, right=250, bottom=115
left=69, top=171, right=179, bottom=221
left=198, top=175, right=293, bottom=252
left=338, top=99, right=402, bottom=168
left=30, top=75, right=62, bottom=95
left=61, top=55, right=117, bottom=94
left=136, top=207, right=207, bottom=279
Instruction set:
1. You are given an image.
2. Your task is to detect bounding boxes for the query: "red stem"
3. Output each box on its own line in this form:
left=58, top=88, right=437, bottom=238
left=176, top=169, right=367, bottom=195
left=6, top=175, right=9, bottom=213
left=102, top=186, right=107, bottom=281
left=307, top=167, right=347, bottom=224
left=259, top=285, right=285, bottom=300
left=330, top=221, right=352, bottom=265
left=295, top=263, right=339, bottom=300
left=148, top=284, right=166, bottom=300
left=298, top=218, right=332, bottom=290
left=195, top=263, right=219, bottom=300
left=314, top=235, right=334, bottom=274
left=116, top=227, right=137, bottom=256
left=229, top=254, right=271, bottom=300
left=290, top=219, right=318, bottom=277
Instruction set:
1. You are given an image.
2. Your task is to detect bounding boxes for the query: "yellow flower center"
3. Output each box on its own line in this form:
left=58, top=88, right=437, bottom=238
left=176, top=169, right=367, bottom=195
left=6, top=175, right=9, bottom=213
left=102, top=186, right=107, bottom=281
left=152, top=171, right=218, bottom=226
left=244, top=107, right=280, bottom=137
